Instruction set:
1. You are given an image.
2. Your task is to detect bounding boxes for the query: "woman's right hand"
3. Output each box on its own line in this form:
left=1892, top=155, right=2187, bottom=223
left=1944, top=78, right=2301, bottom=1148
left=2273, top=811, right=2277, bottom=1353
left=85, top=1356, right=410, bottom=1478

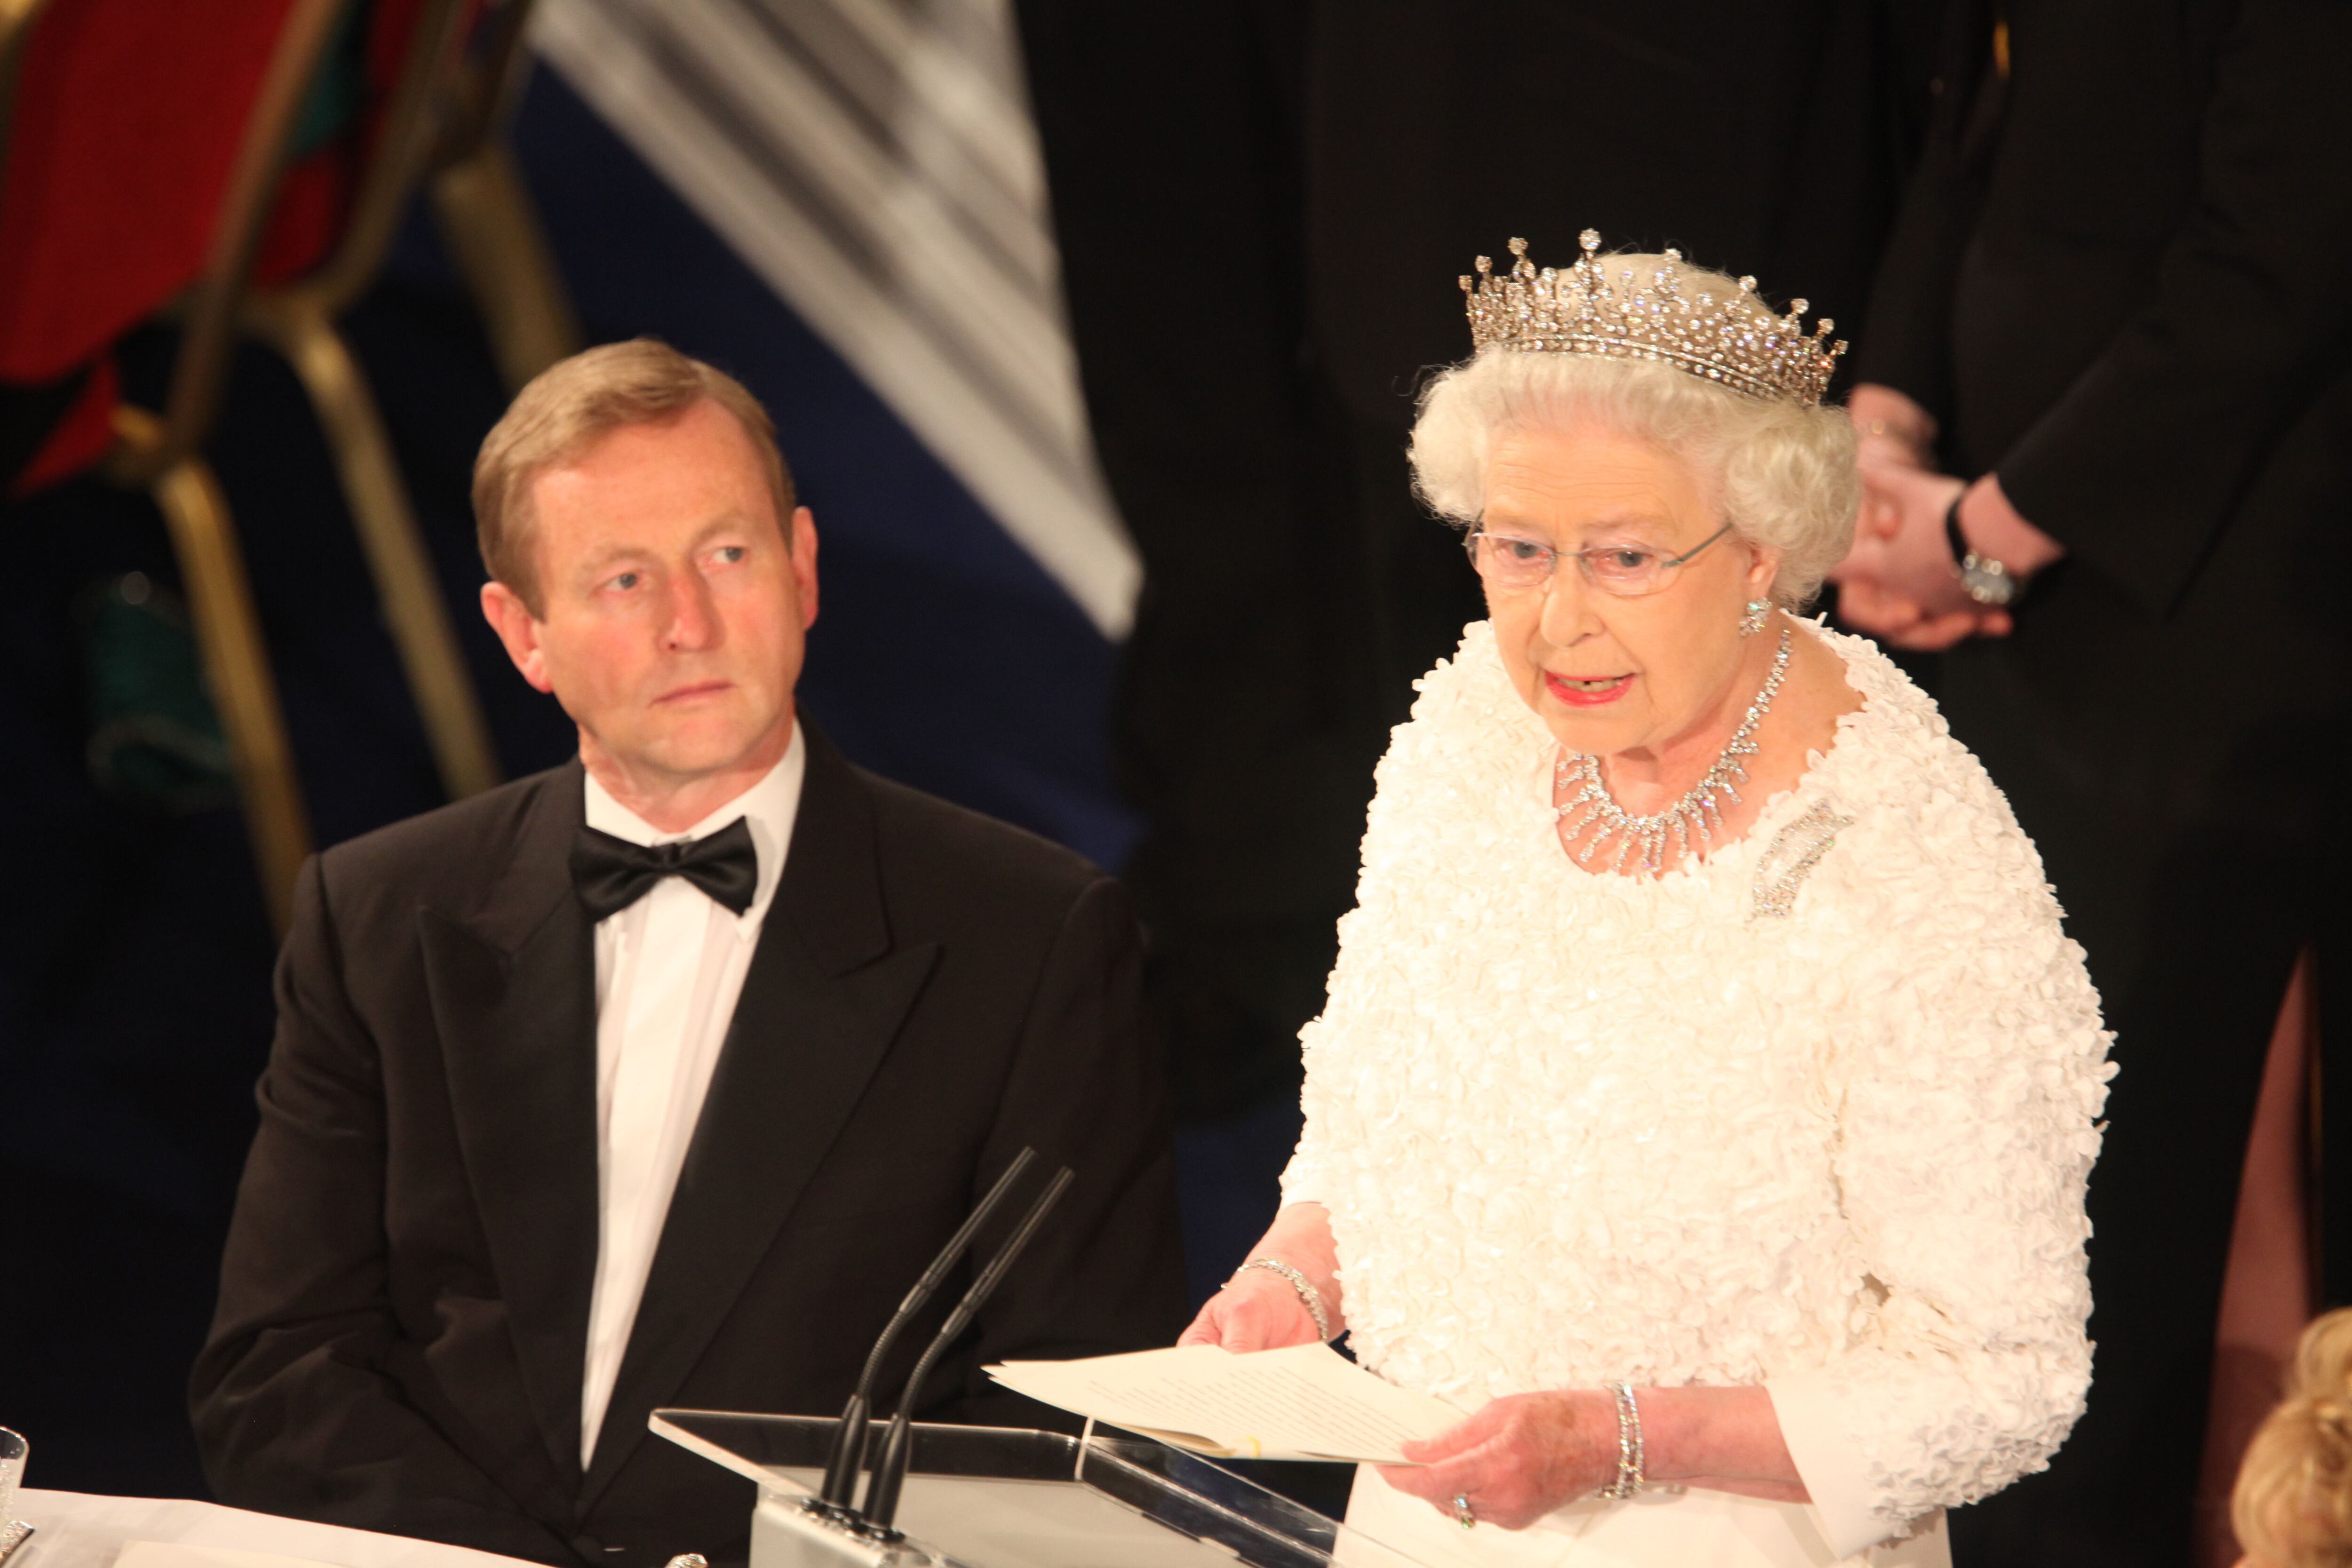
left=1178, top=1265, right=1327, bottom=1351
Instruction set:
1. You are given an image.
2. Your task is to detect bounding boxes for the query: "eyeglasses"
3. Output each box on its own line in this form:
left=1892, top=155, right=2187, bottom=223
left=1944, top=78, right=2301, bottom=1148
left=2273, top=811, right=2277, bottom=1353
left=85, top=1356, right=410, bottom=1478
left=1462, top=520, right=1733, bottom=597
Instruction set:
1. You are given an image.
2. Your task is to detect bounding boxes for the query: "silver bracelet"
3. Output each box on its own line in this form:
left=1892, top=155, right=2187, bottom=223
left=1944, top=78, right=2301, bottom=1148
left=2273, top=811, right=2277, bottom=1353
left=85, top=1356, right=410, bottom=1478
left=1598, top=1381, right=1646, bottom=1500
left=1233, top=1258, right=1332, bottom=1341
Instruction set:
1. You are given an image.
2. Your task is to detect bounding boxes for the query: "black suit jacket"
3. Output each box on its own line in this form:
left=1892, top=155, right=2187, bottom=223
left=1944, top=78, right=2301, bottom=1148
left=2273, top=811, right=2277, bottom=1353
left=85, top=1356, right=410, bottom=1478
left=1856, top=0, right=2352, bottom=621
left=1851, top=4, right=2352, bottom=1562
left=191, top=727, right=1186, bottom=1568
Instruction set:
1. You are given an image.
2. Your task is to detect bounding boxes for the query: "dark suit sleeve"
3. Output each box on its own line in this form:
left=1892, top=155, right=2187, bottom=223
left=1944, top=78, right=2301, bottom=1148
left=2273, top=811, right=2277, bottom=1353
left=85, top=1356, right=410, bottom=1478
left=940, top=875, right=1187, bottom=1420
left=1847, top=0, right=2001, bottom=420
left=1993, top=0, right=2352, bottom=615
left=190, top=857, right=579, bottom=1566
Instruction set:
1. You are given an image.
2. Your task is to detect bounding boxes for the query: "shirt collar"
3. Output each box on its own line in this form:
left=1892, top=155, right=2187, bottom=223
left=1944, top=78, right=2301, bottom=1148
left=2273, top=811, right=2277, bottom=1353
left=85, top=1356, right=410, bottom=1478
left=580, top=721, right=807, bottom=927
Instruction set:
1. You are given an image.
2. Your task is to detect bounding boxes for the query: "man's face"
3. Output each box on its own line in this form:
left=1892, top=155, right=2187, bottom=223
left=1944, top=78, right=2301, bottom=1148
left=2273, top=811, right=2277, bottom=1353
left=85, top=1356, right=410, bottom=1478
left=483, top=400, right=817, bottom=790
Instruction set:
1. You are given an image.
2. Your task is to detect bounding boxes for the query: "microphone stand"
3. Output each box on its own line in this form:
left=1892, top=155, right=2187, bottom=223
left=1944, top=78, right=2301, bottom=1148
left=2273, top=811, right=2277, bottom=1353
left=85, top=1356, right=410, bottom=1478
left=815, top=1147, right=1040, bottom=1510
left=860, top=1166, right=1074, bottom=1529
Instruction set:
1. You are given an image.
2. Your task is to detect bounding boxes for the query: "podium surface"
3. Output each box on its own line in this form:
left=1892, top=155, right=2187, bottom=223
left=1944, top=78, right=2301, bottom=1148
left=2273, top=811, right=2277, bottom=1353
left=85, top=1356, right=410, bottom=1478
left=652, top=1410, right=1430, bottom=1568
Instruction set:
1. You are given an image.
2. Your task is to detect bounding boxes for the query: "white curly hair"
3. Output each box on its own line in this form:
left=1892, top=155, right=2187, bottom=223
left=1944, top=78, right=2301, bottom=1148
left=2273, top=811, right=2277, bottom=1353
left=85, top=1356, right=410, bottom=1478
left=1408, top=253, right=1860, bottom=607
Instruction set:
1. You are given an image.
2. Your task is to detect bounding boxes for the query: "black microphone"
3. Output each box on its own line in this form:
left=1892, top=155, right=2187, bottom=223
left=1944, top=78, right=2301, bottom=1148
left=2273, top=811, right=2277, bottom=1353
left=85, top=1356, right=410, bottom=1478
left=816, top=1146, right=1041, bottom=1508
left=861, top=1165, right=1074, bottom=1528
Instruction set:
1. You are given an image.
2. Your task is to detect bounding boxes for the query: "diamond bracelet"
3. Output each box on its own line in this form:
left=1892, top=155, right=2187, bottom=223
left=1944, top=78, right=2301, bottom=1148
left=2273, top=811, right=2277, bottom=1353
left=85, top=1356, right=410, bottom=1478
left=1233, top=1258, right=1332, bottom=1342
left=1597, top=1382, right=1647, bottom=1500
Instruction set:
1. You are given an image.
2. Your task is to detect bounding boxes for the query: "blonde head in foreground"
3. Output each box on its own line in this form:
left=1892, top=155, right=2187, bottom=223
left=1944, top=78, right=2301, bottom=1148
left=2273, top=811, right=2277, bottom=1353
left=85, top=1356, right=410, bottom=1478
left=2236, top=1309, right=2352, bottom=1568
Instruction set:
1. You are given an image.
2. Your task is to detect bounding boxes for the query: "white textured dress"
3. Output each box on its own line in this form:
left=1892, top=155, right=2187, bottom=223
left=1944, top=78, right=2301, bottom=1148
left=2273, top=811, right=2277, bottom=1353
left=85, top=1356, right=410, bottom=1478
left=1285, top=622, right=2114, bottom=1568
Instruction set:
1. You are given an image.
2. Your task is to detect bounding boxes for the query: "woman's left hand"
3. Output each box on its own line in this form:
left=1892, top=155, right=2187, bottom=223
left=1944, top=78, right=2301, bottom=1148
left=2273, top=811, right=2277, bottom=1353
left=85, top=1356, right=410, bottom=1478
left=1377, top=1391, right=1618, bottom=1531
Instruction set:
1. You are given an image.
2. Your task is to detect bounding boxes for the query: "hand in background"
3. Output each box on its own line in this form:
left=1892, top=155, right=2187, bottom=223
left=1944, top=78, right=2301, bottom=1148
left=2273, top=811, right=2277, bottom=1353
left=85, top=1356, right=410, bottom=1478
left=1834, top=383, right=2029, bottom=650
left=1847, top=382, right=1938, bottom=476
left=1833, top=465, right=2012, bottom=650
left=1379, top=1391, right=1616, bottom=1530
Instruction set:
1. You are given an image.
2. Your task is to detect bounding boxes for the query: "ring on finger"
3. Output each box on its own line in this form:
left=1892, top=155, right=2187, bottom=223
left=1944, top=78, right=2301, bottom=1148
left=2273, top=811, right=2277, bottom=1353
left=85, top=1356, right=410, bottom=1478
left=1453, top=1493, right=1476, bottom=1531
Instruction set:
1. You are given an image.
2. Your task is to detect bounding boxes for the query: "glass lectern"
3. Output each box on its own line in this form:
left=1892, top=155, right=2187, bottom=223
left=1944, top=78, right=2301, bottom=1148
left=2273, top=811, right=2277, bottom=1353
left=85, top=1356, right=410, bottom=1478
left=652, top=1409, right=1432, bottom=1568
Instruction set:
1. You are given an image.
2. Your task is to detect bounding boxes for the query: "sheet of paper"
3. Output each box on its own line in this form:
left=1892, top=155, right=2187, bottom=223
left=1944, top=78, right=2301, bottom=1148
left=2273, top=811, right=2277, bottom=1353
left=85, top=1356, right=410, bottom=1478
left=986, top=1342, right=1464, bottom=1463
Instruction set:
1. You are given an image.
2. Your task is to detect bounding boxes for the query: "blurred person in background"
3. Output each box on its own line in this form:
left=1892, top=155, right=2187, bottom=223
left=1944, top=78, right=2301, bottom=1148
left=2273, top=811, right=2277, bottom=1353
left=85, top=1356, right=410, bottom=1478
left=1014, top=0, right=1949, bottom=1308
left=1826, top=2, right=2352, bottom=1563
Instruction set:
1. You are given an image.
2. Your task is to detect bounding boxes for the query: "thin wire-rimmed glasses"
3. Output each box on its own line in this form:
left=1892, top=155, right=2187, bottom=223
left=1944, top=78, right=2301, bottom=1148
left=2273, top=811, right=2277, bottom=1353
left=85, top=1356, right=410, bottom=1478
left=1463, top=519, right=1733, bottom=597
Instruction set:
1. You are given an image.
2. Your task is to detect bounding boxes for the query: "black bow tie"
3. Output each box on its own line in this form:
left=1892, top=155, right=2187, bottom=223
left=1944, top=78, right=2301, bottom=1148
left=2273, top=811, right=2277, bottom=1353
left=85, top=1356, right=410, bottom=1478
left=570, top=816, right=760, bottom=921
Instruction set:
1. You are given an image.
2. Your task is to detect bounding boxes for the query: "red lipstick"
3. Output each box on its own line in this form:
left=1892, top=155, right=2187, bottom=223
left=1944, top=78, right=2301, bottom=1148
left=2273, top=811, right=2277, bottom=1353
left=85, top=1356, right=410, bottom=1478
left=1545, top=671, right=1632, bottom=708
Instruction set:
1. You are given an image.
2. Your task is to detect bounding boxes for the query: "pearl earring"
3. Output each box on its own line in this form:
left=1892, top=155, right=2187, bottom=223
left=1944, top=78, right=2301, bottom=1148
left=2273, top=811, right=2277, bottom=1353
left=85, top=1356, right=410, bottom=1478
left=1740, top=599, right=1771, bottom=637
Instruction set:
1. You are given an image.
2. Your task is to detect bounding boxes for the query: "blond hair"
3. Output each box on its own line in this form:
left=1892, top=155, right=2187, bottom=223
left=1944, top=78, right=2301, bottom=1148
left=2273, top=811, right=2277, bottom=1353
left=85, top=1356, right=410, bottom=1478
left=472, top=338, right=795, bottom=614
left=1408, top=253, right=1859, bottom=609
left=2235, top=1309, right=2352, bottom=1567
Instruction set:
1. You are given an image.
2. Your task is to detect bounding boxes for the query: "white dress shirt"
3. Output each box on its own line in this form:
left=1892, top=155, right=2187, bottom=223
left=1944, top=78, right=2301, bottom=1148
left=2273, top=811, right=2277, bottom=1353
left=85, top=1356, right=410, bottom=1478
left=576, top=724, right=806, bottom=1467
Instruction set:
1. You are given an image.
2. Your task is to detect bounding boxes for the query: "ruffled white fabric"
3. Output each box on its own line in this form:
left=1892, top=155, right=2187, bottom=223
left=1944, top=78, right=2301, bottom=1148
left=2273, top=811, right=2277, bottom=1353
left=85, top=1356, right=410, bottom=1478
left=1284, top=621, right=2113, bottom=1563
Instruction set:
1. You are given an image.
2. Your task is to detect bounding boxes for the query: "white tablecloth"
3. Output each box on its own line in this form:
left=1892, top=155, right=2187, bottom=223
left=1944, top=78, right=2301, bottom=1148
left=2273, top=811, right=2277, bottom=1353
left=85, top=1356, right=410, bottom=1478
left=9, top=1491, right=540, bottom=1568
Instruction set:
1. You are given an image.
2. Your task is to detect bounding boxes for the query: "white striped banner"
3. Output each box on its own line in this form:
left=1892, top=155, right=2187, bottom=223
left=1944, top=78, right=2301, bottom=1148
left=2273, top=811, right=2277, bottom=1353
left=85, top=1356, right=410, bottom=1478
left=532, top=0, right=1140, bottom=637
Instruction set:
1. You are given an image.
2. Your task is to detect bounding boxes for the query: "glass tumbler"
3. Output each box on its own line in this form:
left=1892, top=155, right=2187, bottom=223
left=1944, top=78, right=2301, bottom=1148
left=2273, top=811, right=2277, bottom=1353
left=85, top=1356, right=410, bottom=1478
left=0, top=1428, right=27, bottom=1560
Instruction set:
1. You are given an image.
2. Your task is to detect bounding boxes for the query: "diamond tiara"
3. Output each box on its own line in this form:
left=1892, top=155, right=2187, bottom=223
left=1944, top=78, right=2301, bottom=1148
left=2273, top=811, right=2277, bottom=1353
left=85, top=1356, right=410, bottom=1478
left=1460, top=231, right=1848, bottom=406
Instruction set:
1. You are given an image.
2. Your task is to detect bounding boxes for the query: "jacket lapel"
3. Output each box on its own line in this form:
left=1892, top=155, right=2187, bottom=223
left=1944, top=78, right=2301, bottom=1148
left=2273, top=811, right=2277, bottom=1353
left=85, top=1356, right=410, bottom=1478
left=582, top=727, right=938, bottom=1502
left=422, top=761, right=602, bottom=1486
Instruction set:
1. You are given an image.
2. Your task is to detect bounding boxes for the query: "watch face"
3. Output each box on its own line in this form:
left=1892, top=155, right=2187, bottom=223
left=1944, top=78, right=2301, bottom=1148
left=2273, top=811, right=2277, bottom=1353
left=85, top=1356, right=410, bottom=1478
left=1962, top=558, right=2018, bottom=606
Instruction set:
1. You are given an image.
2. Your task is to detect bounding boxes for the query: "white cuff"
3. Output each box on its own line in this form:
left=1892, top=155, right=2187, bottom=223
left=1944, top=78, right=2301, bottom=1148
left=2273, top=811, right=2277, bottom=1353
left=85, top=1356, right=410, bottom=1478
left=1276, top=1150, right=1322, bottom=1210
left=1766, top=1370, right=1904, bottom=1560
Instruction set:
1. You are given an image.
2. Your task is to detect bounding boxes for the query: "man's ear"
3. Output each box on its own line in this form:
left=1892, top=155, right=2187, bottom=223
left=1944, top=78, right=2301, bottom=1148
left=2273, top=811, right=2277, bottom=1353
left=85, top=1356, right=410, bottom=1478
left=481, top=580, right=555, bottom=694
left=789, top=505, right=819, bottom=629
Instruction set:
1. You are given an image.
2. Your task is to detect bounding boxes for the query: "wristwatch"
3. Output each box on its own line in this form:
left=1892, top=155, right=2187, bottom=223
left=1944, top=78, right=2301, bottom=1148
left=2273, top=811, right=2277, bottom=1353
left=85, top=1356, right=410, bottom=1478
left=1946, top=496, right=2019, bottom=607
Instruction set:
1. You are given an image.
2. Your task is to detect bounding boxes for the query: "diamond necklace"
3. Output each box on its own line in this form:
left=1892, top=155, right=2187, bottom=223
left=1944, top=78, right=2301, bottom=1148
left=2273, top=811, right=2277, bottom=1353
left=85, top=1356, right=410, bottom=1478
left=1553, top=626, right=1793, bottom=875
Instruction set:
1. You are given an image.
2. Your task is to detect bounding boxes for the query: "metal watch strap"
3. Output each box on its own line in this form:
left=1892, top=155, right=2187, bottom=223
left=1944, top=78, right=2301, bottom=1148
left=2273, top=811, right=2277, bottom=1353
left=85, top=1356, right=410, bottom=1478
left=1235, top=1258, right=1332, bottom=1342
left=1945, top=495, right=2019, bottom=607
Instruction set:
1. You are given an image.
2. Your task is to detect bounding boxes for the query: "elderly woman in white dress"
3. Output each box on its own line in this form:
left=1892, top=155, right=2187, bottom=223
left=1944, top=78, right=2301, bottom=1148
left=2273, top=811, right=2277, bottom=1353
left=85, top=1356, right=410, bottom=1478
left=1180, top=235, right=2114, bottom=1568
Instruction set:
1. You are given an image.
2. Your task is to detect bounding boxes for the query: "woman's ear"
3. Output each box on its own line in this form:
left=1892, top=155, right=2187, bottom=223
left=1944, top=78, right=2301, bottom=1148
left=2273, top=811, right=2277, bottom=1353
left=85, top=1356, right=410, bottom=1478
left=1745, top=541, right=1784, bottom=599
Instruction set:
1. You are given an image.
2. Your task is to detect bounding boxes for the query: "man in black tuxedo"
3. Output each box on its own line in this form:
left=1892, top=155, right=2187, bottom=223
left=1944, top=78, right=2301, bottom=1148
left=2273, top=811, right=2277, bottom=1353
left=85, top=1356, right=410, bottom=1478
left=190, top=340, right=1186, bottom=1568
